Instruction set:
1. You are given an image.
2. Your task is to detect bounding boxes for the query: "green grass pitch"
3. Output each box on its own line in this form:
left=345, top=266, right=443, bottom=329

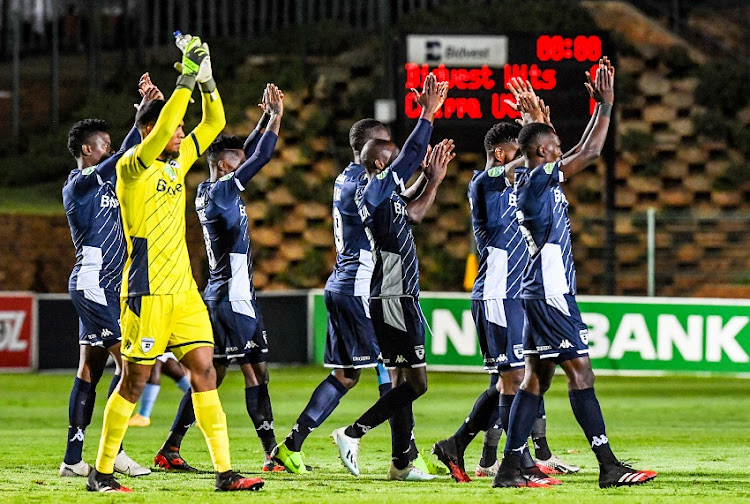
left=1, top=366, right=749, bottom=503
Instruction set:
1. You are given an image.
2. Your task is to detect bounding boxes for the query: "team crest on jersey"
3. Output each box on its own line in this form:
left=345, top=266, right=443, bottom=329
left=163, top=161, right=178, bottom=181
left=82, top=167, right=95, bottom=175
left=141, top=337, right=155, bottom=353
left=579, top=329, right=589, bottom=345
left=487, top=165, right=504, bottom=177
left=376, top=167, right=390, bottom=180
left=513, top=344, right=524, bottom=360
left=414, top=345, right=425, bottom=360
left=543, top=162, right=555, bottom=174
left=220, top=173, right=234, bottom=181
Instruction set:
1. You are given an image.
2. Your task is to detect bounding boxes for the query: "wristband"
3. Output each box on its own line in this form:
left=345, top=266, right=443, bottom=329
left=258, top=112, right=270, bottom=130
left=198, top=78, right=216, bottom=93
left=176, top=74, right=197, bottom=90
left=599, top=102, right=612, bottom=117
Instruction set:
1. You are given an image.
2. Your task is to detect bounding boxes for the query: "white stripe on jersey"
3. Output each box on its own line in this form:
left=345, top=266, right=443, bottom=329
left=78, top=246, right=103, bottom=290
left=228, top=253, right=252, bottom=301
left=540, top=243, right=569, bottom=298
left=483, top=247, right=507, bottom=300
left=354, top=249, right=374, bottom=297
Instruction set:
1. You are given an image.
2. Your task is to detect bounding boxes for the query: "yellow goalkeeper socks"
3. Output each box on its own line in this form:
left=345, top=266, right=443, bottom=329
left=95, top=392, right=136, bottom=474
left=193, top=389, right=232, bottom=473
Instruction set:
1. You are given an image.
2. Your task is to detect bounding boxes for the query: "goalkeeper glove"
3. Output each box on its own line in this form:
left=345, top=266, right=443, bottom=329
left=179, top=37, right=207, bottom=77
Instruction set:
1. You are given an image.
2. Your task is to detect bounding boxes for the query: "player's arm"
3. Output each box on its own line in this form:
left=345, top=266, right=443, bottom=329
left=95, top=81, right=163, bottom=181
left=406, top=139, right=455, bottom=224
left=174, top=40, right=225, bottom=170
left=561, top=59, right=614, bottom=177
left=120, top=48, right=210, bottom=180
left=562, top=57, right=613, bottom=159
left=243, top=86, right=280, bottom=156
left=234, top=84, right=283, bottom=187
left=399, top=146, right=432, bottom=203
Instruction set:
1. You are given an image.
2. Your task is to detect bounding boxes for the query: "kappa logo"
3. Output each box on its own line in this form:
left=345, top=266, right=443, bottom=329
left=244, top=341, right=258, bottom=350
left=257, top=421, right=274, bottom=431
left=395, top=355, right=407, bottom=364
left=355, top=422, right=371, bottom=434
left=559, top=339, right=574, bottom=349
left=497, top=354, right=508, bottom=362
left=513, top=344, right=524, bottom=359
left=141, top=337, right=155, bottom=353
left=101, top=328, right=114, bottom=338
left=69, top=427, right=85, bottom=442
left=579, top=329, right=589, bottom=345
left=414, top=345, right=425, bottom=360
left=591, top=434, right=609, bottom=448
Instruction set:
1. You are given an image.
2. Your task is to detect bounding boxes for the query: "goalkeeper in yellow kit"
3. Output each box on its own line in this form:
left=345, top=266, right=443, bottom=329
left=86, top=35, right=263, bottom=493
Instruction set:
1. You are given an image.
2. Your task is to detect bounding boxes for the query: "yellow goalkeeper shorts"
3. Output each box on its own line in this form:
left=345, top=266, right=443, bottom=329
left=120, top=289, right=214, bottom=364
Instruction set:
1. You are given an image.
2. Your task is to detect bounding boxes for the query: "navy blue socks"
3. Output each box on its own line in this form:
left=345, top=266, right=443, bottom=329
left=64, top=377, right=94, bottom=465
left=285, top=375, right=348, bottom=452
left=569, top=388, right=617, bottom=465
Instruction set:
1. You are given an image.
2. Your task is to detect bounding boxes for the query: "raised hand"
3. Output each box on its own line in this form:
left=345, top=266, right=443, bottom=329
left=410, top=73, right=446, bottom=119
left=593, top=57, right=615, bottom=105
left=585, top=56, right=614, bottom=103
left=263, top=83, right=284, bottom=117
left=138, top=73, right=164, bottom=100
left=424, top=138, right=456, bottom=184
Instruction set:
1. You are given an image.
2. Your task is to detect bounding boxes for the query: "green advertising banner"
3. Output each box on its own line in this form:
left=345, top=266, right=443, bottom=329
left=309, top=291, right=750, bottom=375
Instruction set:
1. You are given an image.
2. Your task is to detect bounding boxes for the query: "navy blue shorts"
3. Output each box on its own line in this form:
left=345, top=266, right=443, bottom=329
left=206, top=299, right=268, bottom=365
left=370, top=296, right=426, bottom=368
left=324, top=290, right=380, bottom=369
left=70, top=288, right=121, bottom=348
left=522, top=294, right=589, bottom=363
left=472, top=298, right=525, bottom=372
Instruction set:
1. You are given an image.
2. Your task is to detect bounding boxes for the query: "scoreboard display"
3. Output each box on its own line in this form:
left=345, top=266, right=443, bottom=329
left=395, top=33, right=614, bottom=153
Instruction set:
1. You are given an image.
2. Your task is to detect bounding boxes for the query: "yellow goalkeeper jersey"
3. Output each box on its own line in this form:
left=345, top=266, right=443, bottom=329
left=117, top=84, right=225, bottom=297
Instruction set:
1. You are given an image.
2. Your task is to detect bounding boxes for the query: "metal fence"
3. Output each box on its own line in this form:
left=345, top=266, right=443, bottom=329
left=573, top=210, right=750, bottom=298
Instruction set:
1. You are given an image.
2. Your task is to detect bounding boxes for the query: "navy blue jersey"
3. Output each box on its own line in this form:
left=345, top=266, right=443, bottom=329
left=197, top=131, right=277, bottom=302
left=468, top=166, right=528, bottom=300
left=324, top=163, right=374, bottom=297
left=63, top=127, right=140, bottom=293
left=515, top=160, right=576, bottom=299
left=357, top=119, right=432, bottom=299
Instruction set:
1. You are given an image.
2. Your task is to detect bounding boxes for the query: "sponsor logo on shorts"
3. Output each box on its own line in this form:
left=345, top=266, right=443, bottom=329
left=497, top=354, right=508, bottom=362
left=537, top=345, right=552, bottom=352
left=395, top=355, right=407, bottom=364
left=227, top=346, right=239, bottom=353
left=352, top=355, right=371, bottom=362
left=414, top=345, right=425, bottom=360
left=141, top=337, right=155, bottom=353
left=101, top=328, right=114, bottom=338
left=579, top=329, right=589, bottom=345
left=559, top=339, right=574, bottom=349
left=262, top=331, right=268, bottom=345
left=513, top=344, right=524, bottom=359
left=244, top=341, right=258, bottom=350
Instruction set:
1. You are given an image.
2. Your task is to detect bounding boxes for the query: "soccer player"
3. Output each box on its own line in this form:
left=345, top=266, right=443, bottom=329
left=493, top=59, right=656, bottom=489
left=60, top=75, right=161, bottom=479
left=432, top=120, right=578, bottom=483
left=154, top=83, right=285, bottom=473
left=86, top=35, right=262, bottom=493
left=128, top=352, right=191, bottom=427
left=271, top=116, right=442, bottom=476
left=332, top=73, right=455, bottom=481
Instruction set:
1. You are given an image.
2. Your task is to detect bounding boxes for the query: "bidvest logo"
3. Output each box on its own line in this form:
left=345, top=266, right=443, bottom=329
left=406, top=35, right=508, bottom=66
